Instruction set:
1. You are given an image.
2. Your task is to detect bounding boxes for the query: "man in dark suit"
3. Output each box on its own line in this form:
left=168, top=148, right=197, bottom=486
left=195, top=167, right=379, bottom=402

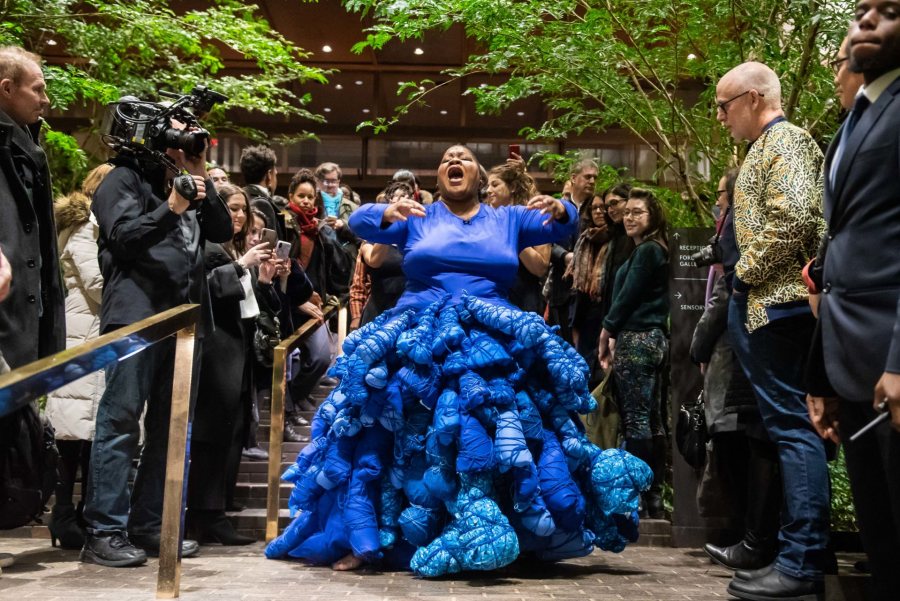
left=808, top=3, right=900, bottom=599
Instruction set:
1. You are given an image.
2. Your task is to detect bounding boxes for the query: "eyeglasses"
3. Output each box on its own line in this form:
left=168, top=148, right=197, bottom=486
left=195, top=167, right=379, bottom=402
left=716, top=90, right=763, bottom=115
left=320, top=178, right=340, bottom=187
left=829, top=56, right=849, bottom=75
left=590, top=205, right=606, bottom=212
left=622, top=209, right=649, bottom=218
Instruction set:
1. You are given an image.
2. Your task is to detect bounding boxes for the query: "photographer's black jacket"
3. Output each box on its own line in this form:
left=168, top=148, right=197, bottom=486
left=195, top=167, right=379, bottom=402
left=92, top=155, right=232, bottom=334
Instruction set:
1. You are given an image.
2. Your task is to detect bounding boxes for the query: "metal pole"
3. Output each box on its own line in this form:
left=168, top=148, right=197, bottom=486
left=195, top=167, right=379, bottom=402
left=265, top=344, right=287, bottom=542
left=156, top=326, right=196, bottom=599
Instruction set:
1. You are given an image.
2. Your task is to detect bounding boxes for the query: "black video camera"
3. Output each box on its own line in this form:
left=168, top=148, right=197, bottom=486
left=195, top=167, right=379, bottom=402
left=99, top=85, right=228, bottom=173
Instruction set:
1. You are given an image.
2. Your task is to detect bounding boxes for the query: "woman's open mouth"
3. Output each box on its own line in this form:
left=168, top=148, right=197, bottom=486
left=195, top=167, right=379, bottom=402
left=447, top=164, right=465, bottom=184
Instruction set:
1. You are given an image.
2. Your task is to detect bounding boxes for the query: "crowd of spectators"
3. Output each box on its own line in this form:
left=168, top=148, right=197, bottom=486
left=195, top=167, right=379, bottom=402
left=1, top=7, right=899, bottom=597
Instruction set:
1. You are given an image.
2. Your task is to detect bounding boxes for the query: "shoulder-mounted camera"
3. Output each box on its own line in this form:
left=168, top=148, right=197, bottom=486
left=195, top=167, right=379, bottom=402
left=99, top=85, right=228, bottom=174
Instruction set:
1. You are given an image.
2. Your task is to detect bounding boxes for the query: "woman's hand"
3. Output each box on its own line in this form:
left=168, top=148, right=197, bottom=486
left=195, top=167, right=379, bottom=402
left=309, top=291, right=323, bottom=308
left=298, top=301, right=324, bottom=324
left=258, top=258, right=276, bottom=284
left=382, top=198, right=426, bottom=224
left=238, top=242, right=272, bottom=270
left=598, top=328, right=616, bottom=370
left=526, top=194, right=567, bottom=225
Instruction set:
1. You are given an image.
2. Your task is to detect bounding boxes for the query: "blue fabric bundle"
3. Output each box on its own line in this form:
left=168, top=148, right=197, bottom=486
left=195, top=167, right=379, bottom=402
left=266, top=298, right=651, bottom=576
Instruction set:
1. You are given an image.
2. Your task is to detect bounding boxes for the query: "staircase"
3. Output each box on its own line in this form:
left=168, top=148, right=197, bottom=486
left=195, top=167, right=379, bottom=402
left=229, top=382, right=332, bottom=540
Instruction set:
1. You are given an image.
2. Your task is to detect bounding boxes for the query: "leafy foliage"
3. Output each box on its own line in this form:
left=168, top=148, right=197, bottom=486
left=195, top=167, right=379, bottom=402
left=345, top=0, right=854, bottom=222
left=1, top=0, right=330, bottom=192
left=829, top=447, right=857, bottom=532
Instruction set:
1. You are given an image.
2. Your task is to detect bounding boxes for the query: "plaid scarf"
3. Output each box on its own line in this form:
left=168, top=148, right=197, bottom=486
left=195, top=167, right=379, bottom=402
left=566, top=227, right=609, bottom=301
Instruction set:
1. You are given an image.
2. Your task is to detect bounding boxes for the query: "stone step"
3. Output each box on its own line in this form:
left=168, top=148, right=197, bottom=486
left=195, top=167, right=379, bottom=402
left=232, top=482, right=293, bottom=509
left=634, top=518, right=673, bottom=547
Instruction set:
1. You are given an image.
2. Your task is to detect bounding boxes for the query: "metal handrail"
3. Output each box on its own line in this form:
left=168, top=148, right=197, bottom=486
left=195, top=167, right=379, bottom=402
left=0, top=304, right=200, bottom=599
left=265, top=299, right=347, bottom=542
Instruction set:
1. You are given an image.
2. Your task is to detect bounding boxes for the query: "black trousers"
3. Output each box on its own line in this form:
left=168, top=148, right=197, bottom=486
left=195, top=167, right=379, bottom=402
left=839, top=400, right=900, bottom=601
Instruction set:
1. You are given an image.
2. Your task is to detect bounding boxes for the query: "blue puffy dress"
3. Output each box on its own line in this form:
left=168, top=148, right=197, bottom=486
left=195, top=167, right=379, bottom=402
left=266, top=201, right=652, bottom=576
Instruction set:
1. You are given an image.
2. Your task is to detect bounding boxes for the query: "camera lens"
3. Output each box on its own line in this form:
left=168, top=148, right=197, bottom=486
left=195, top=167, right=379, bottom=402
left=162, top=126, right=210, bottom=157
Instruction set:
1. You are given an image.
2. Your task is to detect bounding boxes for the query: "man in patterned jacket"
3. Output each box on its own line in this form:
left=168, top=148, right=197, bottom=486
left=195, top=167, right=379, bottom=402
left=715, top=62, right=829, bottom=601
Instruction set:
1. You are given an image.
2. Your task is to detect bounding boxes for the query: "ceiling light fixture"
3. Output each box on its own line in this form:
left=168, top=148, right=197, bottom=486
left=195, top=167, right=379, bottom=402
left=335, top=84, right=343, bottom=90
left=362, top=108, right=371, bottom=114
left=516, top=111, right=525, bottom=116
left=440, top=110, right=448, bottom=115
left=324, top=107, right=332, bottom=112
left=322, top=45, right=333, bottom=53
left=355, top=80, right=364, bottom=85
left=414, top=47, right=424, bottom=55
left=46, top=39, right=58, bottom=46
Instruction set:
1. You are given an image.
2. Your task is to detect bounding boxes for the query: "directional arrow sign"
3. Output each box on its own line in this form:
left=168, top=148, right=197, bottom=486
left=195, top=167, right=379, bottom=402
left=675, top=291, right=683, bottom=299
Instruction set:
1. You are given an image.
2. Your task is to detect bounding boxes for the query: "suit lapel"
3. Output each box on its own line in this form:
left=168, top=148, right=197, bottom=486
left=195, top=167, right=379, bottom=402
left=823, top=123, right=841, bottom=217
left=832, top=78, right=900, bottom=203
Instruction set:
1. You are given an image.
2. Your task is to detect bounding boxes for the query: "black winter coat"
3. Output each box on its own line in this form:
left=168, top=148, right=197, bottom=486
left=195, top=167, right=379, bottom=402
left=0, top=114, right=65, bottom=369
left=192, top=243, right=279, bottom=443
left=92, top=156, right=232, bottom=335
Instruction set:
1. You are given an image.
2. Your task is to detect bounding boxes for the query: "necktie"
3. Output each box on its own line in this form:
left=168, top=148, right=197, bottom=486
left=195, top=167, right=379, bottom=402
left=842, top=93, right=871, bottom=142
left=831, top=94, right=871, bottom=185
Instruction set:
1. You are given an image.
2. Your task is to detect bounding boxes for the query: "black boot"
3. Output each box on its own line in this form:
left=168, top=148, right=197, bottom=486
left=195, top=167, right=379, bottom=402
left=188, top=510, right=255, bottom=546
left=741, top=437, right=781, bottom=564
left=49, top=504, right=85, bottom=550
left=704, top=539, right=773, bottom=571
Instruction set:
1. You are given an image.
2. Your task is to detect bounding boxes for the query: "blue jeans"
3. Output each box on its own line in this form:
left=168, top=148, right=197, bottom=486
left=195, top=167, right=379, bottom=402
left=83, top=338, right=187, bottom=536
left=728, top=293, right=829, bottom=580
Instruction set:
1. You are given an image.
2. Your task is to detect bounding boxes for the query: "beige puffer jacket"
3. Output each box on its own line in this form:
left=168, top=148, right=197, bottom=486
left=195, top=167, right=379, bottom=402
left=44, top=192, right=104, bottom=441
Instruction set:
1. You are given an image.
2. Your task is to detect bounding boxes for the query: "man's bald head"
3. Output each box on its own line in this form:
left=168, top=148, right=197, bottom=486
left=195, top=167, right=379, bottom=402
left=720, top=62, right=782, bottom=110
left=716, top=61, right=784, bottom=142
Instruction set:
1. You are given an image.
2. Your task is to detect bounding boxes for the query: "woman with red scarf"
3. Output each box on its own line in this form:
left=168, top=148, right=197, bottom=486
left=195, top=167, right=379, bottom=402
left=283, top=169, right=354, bottom=411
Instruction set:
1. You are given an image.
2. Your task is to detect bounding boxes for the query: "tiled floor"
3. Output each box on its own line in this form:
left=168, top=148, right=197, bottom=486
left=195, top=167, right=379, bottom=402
left=0, top=538, right=740, bottom=601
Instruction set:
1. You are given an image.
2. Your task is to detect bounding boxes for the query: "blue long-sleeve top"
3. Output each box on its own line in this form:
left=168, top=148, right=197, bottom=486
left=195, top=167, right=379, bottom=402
left=349, top=200, right=577, bottom=312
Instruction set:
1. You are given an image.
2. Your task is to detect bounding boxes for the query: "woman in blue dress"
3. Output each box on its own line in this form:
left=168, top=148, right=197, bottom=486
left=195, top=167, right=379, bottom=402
left=266, top=145, right=652, bottom=576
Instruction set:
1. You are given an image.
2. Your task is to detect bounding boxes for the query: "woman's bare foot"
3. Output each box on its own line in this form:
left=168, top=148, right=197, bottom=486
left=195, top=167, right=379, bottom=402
left=331, top=553, right=364, bottom=571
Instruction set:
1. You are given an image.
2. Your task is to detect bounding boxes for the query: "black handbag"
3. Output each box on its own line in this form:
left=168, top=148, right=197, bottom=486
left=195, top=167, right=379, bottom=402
left=253, top=310, right=281, bottom=368
left=676, top=391, right=708, bottom=469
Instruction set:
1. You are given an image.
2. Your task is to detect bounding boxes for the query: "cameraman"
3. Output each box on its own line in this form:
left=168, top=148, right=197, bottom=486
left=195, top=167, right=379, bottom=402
left=81, top=118, right=232, bottom=567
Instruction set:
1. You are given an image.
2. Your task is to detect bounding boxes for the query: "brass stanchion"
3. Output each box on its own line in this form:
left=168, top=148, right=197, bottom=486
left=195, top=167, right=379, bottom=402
left=156, top=325, right=196, bottom=599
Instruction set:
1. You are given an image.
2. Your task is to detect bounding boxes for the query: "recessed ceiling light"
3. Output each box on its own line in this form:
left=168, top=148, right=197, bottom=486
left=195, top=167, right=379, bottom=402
left=324, top=107, right=332, bottom=112
left=414, top=47, right=424, bottom=55
left=322, top=45, right=332, bottom=53
left=362, top=108, right=371, bottom=114
left=355, top=80, right=364, bottom=85
left=335, top=84, right=343, bottom=90
left=46, top=39, right=58, bottom=46
left=687, top=53, right=697, bottom=60
left=516, top=111, right=525, bottom=116
left=440, top=110, right=448, bottom=115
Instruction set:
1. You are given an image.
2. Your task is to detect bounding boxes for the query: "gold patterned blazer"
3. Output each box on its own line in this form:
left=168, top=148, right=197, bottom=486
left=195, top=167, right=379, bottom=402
left=733, top=120, right=826, bottom=332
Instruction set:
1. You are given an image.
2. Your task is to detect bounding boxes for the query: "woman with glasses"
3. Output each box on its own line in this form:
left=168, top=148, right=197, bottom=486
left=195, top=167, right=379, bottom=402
left=598, top=188, right=669, bottom=519
left=568, top=184, right=632, bottom=375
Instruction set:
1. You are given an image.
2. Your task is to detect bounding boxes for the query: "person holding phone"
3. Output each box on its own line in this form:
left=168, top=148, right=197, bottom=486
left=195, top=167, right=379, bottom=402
left=186, top=183, right=280, bottom=546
